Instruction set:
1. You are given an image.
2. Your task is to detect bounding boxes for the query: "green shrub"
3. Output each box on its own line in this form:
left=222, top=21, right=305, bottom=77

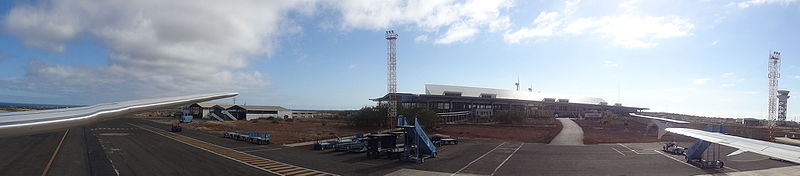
left=350, top=106, right=388, bottom=129
left=493, top=110, right=525, bottom=124
left=399, top=107, right=440, bottom=130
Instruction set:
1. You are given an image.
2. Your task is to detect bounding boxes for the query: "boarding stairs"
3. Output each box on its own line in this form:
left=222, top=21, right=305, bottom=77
left=211, top=111, right=236, bottom=121
left=685, top=124, right=725, bottom=169
left=209, top=113, right=224, bottom=121
left=397, top=116, right=437, bottom=163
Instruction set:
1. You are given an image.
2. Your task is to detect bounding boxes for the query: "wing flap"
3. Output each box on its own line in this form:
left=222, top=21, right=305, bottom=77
left=630, top=113, right=690, bottom=124
left=666, top=127, right=800, bottom=164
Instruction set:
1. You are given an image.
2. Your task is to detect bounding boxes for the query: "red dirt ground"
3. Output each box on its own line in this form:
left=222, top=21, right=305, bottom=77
left=434, top=118, right=563, bottom=143
left=576, top=118, right=798, bottom=144
left=182, top=118, right=364, bottom=144
left=575, top=119, right=664, bottom=144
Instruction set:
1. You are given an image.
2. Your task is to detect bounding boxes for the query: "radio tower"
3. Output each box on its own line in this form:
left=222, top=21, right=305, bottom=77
left=767, top=51, right=781, bottom=127
left=386, top=30, right=398, bottom=125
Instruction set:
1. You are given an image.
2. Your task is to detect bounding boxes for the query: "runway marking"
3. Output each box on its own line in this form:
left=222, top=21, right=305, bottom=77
left=131, top=123, right=337, bottom=176
left=41, top=129, right=70, bottom=176
left=490, top=143, right=523, bottom=176
left=656, top=150, right=742, bottom=173
left=232, top=145, right=276, bottom=149
left=91, top=128, right=136, bottom=131
left=655, top=150, right=701, bottom=170
left=617, top=143, right=658, bottom=155
left=611, top=147, right=626, bottom=156
left=240, top=148, right=284, bottom=153
left=452, top=142, right=506, bottom=176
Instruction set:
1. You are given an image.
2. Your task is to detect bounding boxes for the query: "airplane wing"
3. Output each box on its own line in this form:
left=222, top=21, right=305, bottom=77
left=629, top=113, right=690, bottom=124
left=666, top=127, right=800, bottom=164
left=0, top=92, right=237, bottom=137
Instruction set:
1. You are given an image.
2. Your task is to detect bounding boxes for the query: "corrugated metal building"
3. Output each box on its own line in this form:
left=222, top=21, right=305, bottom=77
left=188, top=103, right=293, bottom=120
left=228, top=105, right=292, bottom=120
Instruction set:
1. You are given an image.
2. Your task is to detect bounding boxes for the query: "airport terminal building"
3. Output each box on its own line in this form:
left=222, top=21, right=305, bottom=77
left=371, top=84, right=647, bottom=118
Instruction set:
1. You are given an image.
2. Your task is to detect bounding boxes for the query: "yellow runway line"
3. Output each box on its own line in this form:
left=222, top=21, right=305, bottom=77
left=41, top=129, right=70, bottom=176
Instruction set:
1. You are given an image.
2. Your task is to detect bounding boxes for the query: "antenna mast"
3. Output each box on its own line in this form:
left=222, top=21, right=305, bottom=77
left=767, top=51, right=781, bottom=126
left=385, top=30, right=399, bottom=122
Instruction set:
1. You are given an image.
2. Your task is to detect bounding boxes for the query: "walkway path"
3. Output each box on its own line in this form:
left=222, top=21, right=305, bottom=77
left=549, top=118, right=584, bottom=145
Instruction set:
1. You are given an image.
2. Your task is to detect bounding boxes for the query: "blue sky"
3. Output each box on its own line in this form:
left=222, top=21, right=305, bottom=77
left=0, top=0, right=798, bottom=120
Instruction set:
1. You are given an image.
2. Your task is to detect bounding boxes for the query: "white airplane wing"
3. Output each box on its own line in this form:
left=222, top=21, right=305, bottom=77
left=666, top=127, right=800, bottom=164
left=629, top=113, right=690, bottom=124
left=0, top=92, right=237, bottom=137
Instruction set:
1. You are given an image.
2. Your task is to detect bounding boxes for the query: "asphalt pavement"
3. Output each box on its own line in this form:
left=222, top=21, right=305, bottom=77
left=1, top=117, right=795, bottom=176
left=549, top=118, right=584, bottom=145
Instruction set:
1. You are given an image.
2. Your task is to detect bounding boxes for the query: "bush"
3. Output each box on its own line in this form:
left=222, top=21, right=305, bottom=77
left=399, top=107, right=439, bottom=130
left=493, top=110, right=525, bottom=124
left=350, top=106, right=388, bottom=129
left=350, top=105, right=441, bottom=130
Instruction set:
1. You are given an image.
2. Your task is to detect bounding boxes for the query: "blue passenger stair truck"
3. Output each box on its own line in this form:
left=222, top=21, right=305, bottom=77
left=684, top=124, right=725, bottom=169
left=397, top=116, right=437, bottom=163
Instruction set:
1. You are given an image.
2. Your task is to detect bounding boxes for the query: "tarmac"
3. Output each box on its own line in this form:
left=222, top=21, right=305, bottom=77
left=0, top=117, right=796, bottom=176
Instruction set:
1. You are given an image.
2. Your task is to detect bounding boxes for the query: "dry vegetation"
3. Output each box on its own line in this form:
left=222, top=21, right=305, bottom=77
left=435, top=118, right=562, bottom=143
left=181, top=118, right=364, bottom=144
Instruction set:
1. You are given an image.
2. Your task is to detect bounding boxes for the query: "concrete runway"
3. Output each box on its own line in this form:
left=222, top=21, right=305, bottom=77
left=1, top=117, right=796, bottom=176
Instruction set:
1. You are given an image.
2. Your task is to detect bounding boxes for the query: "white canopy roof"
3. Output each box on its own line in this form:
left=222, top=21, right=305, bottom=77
left=424, top=84, right=607, bottom=105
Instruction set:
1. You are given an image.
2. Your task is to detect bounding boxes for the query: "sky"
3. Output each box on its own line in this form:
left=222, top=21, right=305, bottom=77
left=0, top=0, right=798, bottom=120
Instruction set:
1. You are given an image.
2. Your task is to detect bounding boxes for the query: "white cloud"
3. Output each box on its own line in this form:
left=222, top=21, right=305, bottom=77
left=588, top=16, right=694, bottom=48
left=331, top=0, right=512, bottom=44
left=503, top=1, right=694, bottom=48
left=619, top=0, right=639, bottom=12
left=564, top=0, right=581, bottom=15
left=603, top=60, right=619, bottom=68
left=721, top=83, right=735, bottom=87
left=795, top=75, right=800, bottom=79
left=693, top=78, right=711, bottom=85
left=721, top=72, right=735, bottom=78
left=3, top=3, right=81, bottom=53
left=348, top=64, right=357, bottom=69
left=732, top=0, right=798, bottom=8
left=1, top=0, right=312, bottom=99
left=435, top=23, right=479, bottom=44
left=503, top=11, right=562, bottom=43
left=414, top=35, right=429, bottom=42
left=711, top=40, right=719, bottom=45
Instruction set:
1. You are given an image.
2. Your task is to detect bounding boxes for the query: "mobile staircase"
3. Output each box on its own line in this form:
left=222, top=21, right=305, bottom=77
left=208, top=113, right=225, bottom=121
left=397, top=116, right=437, bottom=163
left=685, top=124, right=725, bottom=169
left=209, top=113, right=224, bottom=121
left=222, top=110, right=238, bottom=120
left=210, top=110, right=237, bottom=121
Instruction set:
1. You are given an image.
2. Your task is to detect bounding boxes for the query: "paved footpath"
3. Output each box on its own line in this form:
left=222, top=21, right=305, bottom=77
left=549, top=118, right=584, bottom=145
